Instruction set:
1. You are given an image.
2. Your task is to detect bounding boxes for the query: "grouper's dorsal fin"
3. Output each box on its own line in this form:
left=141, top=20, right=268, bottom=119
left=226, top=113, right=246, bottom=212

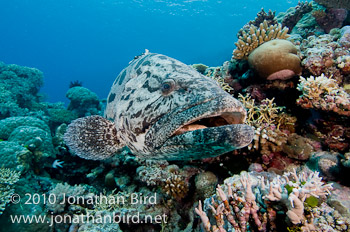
left=64, top=115, right=125, bottom=160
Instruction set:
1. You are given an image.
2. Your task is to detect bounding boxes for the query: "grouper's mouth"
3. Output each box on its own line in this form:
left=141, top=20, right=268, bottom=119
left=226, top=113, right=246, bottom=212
left=171, top=111, right=244, bottom=137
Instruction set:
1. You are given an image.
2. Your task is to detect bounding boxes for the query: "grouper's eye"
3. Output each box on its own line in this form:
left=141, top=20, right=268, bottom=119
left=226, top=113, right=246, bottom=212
left=161, top=79, right=175, bottom=95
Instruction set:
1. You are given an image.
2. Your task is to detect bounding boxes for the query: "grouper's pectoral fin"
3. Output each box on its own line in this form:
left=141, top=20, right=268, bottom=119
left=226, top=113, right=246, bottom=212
left=64, top=115, right=126, bottom=160
left=156, top=124, right=254, bottom=160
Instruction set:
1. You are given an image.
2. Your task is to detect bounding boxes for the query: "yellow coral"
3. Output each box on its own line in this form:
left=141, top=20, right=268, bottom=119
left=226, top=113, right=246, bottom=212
left=162, top=173, right=189, bottom=200
left=238, top=94, right=289, bottom=157
left=233, top=20, right=290, bottom=60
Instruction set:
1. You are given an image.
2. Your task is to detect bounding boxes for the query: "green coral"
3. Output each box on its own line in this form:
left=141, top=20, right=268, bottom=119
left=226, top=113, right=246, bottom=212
left=0, top=141, right=32, bottom=171
left=8, top=126, right=55, bottom=158
left=0, top=116, right=50, bottom=140
left=66, top=86, right=101, bottom=117
left=0, top=62, right=43, bottom=118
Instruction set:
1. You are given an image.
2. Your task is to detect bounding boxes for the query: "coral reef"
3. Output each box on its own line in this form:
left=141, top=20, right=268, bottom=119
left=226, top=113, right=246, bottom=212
left=196, top=170, right=334, bottom=231
left=0, top=141, right=32, bottom=171
left=66, top=86, right=102, bottom=117
left=276, top=1, right=313, bottom=31
left=0, top=62, right=43, bottom=118
left=232, top=20, right=290, bottom=60
left=0, top=116, right=50, bottom=140
left=248, top=39, right=302, bottom=80
left=314, top=0, right=350, bottom=10
left=8, top=126, right=55, bottom=158
left=238, top=93, right=296, bottom=169
left=297, top=74, right=350, bottom=116
left=312, top=8, right=348, bottom=33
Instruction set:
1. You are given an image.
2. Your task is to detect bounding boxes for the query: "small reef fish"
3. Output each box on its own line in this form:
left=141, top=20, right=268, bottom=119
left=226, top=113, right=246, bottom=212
left=64, top=52, right=254, bottom=160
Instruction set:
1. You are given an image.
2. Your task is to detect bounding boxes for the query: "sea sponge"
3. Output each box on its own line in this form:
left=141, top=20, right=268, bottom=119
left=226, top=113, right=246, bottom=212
left=248, top=39, right=302, bottom=80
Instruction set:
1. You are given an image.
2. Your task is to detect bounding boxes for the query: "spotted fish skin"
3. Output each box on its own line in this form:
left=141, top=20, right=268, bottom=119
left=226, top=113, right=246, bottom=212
left=65, top=52, right=254, bottom=160
left=104, top=53, right=253, bottom=160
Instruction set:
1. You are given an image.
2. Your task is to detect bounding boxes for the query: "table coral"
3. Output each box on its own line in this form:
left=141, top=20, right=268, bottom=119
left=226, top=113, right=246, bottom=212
left=297, top=74, right=350, bottom=116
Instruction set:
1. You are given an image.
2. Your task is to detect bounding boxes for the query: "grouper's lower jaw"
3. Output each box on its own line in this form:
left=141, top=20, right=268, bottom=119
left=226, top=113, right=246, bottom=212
left=151, top=124, right=254, bottom=160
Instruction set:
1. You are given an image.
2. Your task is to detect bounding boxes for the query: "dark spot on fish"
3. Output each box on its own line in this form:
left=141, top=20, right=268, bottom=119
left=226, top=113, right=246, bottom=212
left=142, top=80, right=158, bottom=93
left=108, top=93, right=116, bottom=103
left=106, top=134, right=111, bottom=139
left=151, top=75, right=162, bottom=82
left=158, top=55, right=168, bottom=60
left=132, top=110, right=142, bottom=119
left=135, top=56, right=147, bottom=70
left=126, top=100, right=134, bottom=111
left=156, top=63, right=161, bottom=66
left=142, top=61, right=151, bottom=66
left=142, top=119, right=151, bottom=132
left=136, top=68, right=142, bottom=75
left=145, top=71, right=151, bottom=78
left=118, top=70, right=127, bottom=85
left=129, top=133, right=137, bottom=142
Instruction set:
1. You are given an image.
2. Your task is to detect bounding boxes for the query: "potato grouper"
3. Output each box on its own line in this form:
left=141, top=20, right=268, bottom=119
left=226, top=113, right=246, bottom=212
left=64, top=52, right=254, bottom=160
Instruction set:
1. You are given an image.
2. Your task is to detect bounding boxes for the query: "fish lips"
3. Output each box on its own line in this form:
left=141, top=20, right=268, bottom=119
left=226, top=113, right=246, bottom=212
left=145, top=95, right=254, bottom=159
left=158, top=123, right=255, bottom=160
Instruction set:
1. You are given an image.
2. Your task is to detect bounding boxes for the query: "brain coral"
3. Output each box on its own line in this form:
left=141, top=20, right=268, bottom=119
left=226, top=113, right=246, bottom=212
left=0, top=116, right=50, bottom=140
left=248, top=39, right=302, bottom=80
left=8, top=126, right=55, bottom=158
left=0, top=141, right=32, bottom=171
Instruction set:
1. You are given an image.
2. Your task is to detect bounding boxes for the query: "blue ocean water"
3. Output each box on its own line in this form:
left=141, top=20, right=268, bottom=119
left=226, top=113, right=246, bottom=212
left=0, top=0, right=299, bottom=103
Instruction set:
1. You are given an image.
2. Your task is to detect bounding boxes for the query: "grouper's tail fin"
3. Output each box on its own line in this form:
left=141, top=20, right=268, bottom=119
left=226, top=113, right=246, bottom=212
left=64, top=115, right=125, bottom=160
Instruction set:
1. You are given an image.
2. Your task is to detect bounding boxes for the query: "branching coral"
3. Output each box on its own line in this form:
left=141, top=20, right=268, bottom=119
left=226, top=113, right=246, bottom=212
left=195, top=170, right=334, bottom=231
left=205, top=68, right=233, bottom=93
left=238, top=94, right=291, bottom=164
left=297, top=74, right=350, bottom=116
left=0, top=168, right=21, bottom=215
left=233, top=20, right=290, bottom=60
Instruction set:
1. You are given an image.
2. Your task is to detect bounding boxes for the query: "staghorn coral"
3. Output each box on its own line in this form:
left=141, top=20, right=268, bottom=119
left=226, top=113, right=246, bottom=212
left=233, top=20, right=290, bottom=60
left=296, top=74, right=350, bottom=116
left=0, top=168, right=21, bottom=216
left=195, top=170, right=334, bottom=232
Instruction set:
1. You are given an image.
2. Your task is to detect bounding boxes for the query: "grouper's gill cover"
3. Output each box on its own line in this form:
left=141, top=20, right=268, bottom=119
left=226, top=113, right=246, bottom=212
left=64, top=53, right=254, bottom=160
